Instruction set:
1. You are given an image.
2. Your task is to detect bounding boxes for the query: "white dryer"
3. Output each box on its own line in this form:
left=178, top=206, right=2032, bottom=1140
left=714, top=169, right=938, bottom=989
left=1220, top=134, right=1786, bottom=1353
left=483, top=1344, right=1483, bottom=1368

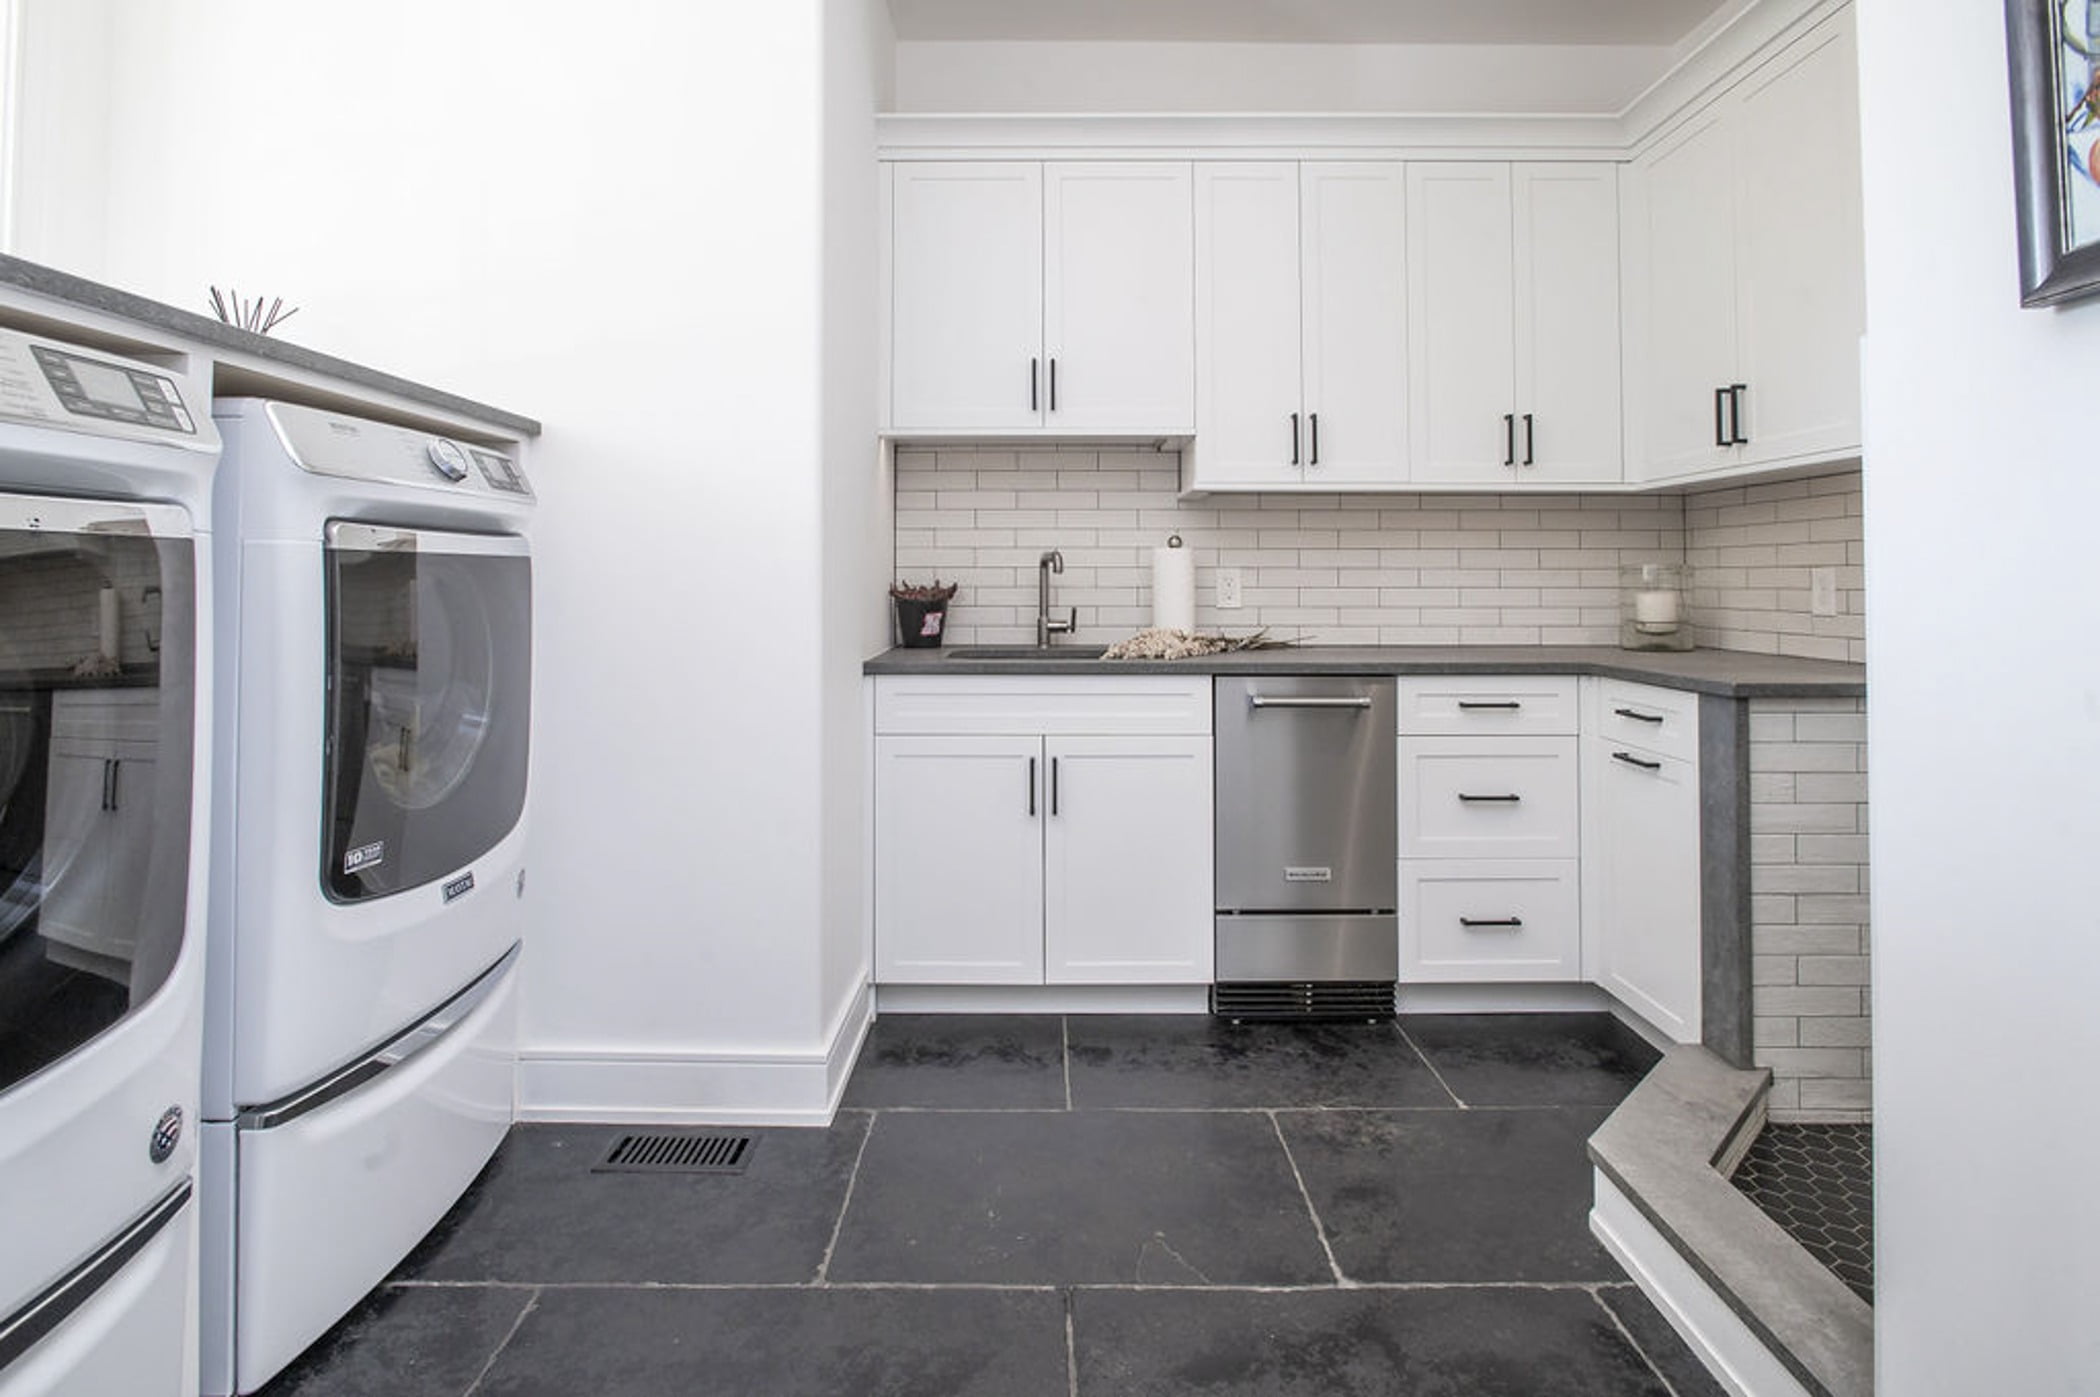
left=202, top=399, right=533, bottom=1395
left=0, top=329, right=218, bottom=1396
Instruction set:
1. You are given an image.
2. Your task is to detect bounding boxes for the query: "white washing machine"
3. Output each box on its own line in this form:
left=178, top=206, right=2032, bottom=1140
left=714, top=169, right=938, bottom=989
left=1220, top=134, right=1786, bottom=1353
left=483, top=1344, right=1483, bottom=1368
left=0, top=328, right=219, bottom=1396
left=202, top=399, right=533, bottom=1395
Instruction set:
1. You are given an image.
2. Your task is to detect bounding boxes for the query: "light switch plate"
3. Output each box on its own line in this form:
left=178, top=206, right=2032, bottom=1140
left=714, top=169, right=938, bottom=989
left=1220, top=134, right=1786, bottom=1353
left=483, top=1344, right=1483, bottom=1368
left=1810, top=566, right=1839, bottom=617
left=1216, top=567, right=1243, bottom=610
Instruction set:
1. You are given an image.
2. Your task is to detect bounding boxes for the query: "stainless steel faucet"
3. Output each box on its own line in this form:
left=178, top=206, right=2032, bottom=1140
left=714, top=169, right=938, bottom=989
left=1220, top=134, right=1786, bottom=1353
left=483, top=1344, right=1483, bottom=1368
left=1037, top=549, right=1076, bottom=648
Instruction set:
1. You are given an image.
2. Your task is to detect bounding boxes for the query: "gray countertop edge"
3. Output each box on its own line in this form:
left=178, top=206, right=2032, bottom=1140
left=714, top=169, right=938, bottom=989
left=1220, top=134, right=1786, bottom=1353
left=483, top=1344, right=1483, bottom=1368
left=1589, top=1048, right=1874, bottom=1397
left=863, top=645, right=1866, bottom=699
left=0, top=255, right=541, bottom=437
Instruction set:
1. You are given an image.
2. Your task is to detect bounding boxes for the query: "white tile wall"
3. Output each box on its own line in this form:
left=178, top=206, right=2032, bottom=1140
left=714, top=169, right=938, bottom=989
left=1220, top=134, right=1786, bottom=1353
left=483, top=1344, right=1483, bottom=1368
left=1749, top=697, right=1871, bottom=1123
left=0, top=548, right=165, bottom=671
left=894, top=447, right=1684, bottom=647
left=1685, top=469, right=1865, bottom=663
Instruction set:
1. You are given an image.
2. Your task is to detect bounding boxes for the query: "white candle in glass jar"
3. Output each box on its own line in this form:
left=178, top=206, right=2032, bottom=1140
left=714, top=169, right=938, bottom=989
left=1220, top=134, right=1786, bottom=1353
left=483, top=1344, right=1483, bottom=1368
left=1634, top=588, right=1681, bottom=628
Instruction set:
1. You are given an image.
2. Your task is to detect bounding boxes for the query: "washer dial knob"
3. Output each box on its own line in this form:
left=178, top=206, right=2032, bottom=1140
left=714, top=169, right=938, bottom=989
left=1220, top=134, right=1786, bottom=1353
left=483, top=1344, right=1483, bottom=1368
left=426, top=438, right=470, bottom=482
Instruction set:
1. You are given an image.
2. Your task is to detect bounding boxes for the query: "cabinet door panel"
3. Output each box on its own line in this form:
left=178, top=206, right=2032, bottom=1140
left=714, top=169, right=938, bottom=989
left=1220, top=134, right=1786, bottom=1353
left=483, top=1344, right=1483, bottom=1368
left=37, top=747, right=112, bottom=958
left=1733, top=18, right=1863, bottom=466
left=1301, top=162, right=1408, bottom=486
left=1044, top=162, right=1195, bottom=433
left=1401, top=859, right=1581, bottom=982
left=1624, top=109, right=1739, bottom=482
left=1590, top=741, right=1701, bottom=1042
left=1044, top=736, right=1213, bottom=984
left=1399, top=736, right=1579, bottom=861
left=1407, top=163, right=1516, bottom=483
left=875, top=736, right=1043, bottom=984
left=1514, top=164, right=1623, bottom=484
left=1192, top=163, right=1305, bottom=489
left=890, top=162, right=1044, bottom=432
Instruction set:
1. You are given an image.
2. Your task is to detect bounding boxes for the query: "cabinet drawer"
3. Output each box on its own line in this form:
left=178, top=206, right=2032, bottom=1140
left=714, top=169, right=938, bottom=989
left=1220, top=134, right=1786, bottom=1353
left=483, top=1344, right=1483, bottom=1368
left=1401, top=859, right=1581, bottom=982
left=1400, top=736, right=1578, bottom=859
left=1398, top=676, right=1578, bottom=735
left=874, top=675, right=1212, bottom=736
left=1592, top=678, right=1698, bottom=762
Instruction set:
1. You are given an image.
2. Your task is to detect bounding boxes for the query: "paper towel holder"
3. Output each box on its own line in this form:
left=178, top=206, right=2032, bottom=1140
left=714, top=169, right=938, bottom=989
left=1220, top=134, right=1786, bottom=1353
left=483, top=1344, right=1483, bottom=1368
left=1167, top=533, right=1183, bottom=548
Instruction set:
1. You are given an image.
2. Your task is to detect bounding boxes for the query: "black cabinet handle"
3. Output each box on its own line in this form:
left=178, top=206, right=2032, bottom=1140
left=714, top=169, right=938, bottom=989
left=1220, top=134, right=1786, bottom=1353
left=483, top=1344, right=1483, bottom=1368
left=1728, top=383, right=1748, bottom=444
left=1714, top=387, right=1730, bottom=447
left=1612, top=751, right=1663, bottom=771
left=108, top=759, right=119, bottom=811
left=1028, top=756, right=1036, bottom=816
left=1050, top=358, right=1059, bottom=412
left=1031, top=358, right=1039, bottom=412
left=1457, top=793, right=1522, bottom=804
left=1613, top=707, right=1665, bottom=724
left=1503, top=413, right=1515, bottom=467
left=100, top=758, right=113, bottom=811
left=1522, top=413, right=1535, bottom=466
left=1309, top=412, right=1319, bottom=466
left=1289, top=412, right=1300, bottom=466
left=1460, top=917, right=1525, bottom=929
left=1457, top=700, right=1522, bottom=711
left=1050, top=757, right=1060, bottom=816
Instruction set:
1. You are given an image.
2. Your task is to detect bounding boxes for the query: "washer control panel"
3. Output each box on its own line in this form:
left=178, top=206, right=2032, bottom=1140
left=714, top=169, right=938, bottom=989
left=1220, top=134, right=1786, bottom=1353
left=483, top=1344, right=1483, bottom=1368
left=0, top=328, right=214, bottom=451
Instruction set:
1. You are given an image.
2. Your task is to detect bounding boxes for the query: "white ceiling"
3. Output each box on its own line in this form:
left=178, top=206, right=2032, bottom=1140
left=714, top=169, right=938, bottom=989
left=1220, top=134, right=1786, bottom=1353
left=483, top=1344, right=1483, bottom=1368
left=884, top=0, right=1733, bottom=48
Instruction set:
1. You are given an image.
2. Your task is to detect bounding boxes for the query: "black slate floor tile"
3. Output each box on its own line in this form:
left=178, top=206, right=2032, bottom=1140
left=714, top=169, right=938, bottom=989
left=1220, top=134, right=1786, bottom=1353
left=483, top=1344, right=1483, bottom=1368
left=1066, top=1015, right=1454, bottom=1109
left=256, top=1283, right=531, bottom=1397
left=1399, top=1012, right=1661, bottom=1107
left=1071, top=1286, right=1672, bottom=1397
left=396, top=1120, right=870, bottom=1284
left=843, top=1013, right=1067, bottom=1109
left=475, top=1285, right=1070, bottom=1397
left=827, top=1109, right=1333, bottom=1284
left=1279, top=1106, right=1618, bottom=1281
left=1596, top=1284, right=1731, bottom=1397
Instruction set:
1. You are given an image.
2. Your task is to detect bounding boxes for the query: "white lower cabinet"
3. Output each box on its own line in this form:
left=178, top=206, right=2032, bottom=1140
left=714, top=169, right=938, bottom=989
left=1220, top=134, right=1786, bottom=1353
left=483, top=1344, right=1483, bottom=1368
left=1582, top=680, right=1703, bottom=1042
left=872, top=679, right=1214, bottom=986
left=40, top=690, right=161, bottom=981
left=1401, top=859, right=1580, bottom=982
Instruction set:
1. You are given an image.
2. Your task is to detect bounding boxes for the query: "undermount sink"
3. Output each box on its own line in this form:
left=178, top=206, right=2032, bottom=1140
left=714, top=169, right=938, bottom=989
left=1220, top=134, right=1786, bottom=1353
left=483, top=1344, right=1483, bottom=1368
left=943, top=645, right=1111, bottom=661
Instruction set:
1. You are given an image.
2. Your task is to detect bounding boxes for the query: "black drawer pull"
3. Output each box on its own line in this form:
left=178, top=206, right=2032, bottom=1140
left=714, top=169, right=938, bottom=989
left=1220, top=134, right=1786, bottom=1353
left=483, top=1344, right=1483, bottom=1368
left=1457, top=793, right=1522, bottom=804
left=1613, top=707, right=1665, bottom=724
left=1522, top=412, right=1535, bottom=466
left=1027, top=756, right=1037, bottom=816
left=1715, top=386, right=1730, bottom=447
left=1456, top=701, right=1522, bottom=711
left=1728, top=383, right=1748, bottom=444
left=1460, top=917, right=1525, bottom=929
left=1503, top=413, right=1515, bottom=467
left=1031, top=358, right=1039, bottom=412
left=1289, top=411, right=1301, bottom=466
left=1612, top=751, right=1663, bottom=771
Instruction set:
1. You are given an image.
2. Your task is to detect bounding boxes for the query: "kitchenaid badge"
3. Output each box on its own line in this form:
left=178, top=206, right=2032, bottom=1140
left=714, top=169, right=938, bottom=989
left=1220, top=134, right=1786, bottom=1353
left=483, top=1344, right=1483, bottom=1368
left=343, top=840, right=385, bottom=874
left=150, top=1106, right=183, bottom=1164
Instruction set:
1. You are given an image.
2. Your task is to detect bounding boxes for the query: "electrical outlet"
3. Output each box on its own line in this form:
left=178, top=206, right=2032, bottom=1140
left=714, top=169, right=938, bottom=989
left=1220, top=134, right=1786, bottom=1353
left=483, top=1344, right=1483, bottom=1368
left=1810, top=566, right=1839, bottom=617
left=1216, top=567, right=1244, bottom=610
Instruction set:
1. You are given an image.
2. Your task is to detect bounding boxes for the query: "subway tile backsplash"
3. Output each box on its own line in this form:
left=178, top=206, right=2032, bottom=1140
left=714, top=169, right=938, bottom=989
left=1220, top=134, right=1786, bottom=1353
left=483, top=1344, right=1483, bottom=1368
left=895, top=445, right=1864, bottom=658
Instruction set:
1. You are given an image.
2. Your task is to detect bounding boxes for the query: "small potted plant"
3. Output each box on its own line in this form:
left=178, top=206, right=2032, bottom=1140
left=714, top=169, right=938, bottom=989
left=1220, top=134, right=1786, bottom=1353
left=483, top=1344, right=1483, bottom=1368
left=889, top=579, right=959, bottom=649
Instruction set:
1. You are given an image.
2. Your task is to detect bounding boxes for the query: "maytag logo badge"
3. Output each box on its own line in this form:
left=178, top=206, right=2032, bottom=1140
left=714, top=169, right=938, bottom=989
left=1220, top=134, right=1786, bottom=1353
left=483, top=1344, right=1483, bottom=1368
left=343, top=841, right=385, bottom=875
left=443, top=872, right=476, bottom=903
left=1284, top=867, right=1333, bottom=883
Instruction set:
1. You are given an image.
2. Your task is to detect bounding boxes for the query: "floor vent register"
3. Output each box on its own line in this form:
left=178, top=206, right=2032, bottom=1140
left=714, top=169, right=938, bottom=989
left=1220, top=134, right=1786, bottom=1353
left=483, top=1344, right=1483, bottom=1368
left=593, top=1131, right=755, bottom=1176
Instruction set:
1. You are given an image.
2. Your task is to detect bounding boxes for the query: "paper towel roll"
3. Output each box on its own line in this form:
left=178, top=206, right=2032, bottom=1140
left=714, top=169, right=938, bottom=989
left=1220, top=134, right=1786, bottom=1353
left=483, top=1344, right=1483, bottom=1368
left=1152, top=538, right=1196, bottom=633
left=97, top=586, right=119, bottom=664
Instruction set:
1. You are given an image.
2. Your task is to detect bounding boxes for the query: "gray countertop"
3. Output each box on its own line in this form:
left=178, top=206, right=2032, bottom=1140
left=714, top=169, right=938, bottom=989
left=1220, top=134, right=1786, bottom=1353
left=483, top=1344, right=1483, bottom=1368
left=0, top=255, right=540, bottom=437
left=865, top=643, right=1865, bottom=699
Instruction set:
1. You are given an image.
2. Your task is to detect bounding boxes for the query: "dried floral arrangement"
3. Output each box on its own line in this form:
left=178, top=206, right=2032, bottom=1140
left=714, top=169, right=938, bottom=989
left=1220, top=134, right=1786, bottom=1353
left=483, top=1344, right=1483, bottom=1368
left=889, top=579, right=959, bottom=603
left=1101, top=626, right=1303, bottom=660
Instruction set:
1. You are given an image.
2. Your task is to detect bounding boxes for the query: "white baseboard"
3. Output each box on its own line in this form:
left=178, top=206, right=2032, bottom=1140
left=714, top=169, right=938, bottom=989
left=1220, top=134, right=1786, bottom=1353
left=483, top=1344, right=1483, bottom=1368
left=516, top=982, right=877, bottom=1128
left=1590, top=1170, right=1811, bottom=1397
left=874, top=984, right=1210, bottom=1014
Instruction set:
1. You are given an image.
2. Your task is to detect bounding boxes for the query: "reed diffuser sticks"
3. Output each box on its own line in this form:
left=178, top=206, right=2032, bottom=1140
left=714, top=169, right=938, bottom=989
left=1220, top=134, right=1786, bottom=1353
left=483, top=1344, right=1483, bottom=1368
left=207, top=286, right=298, bottom=335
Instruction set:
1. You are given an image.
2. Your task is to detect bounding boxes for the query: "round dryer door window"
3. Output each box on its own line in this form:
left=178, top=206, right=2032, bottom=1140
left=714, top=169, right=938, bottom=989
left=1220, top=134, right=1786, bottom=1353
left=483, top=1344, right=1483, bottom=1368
left=323, top=523, right=530, bottom=903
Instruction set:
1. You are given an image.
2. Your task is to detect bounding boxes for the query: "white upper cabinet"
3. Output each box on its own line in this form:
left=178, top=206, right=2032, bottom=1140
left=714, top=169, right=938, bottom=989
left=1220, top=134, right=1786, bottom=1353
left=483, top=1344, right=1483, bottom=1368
left=888, top=160, right=1195, bottom=435
left=1622, top=10, right=1863, bottom=484
left=1408, top=163, right=1622, bottom=486
left=1190, top=161, right=1407, bottom=491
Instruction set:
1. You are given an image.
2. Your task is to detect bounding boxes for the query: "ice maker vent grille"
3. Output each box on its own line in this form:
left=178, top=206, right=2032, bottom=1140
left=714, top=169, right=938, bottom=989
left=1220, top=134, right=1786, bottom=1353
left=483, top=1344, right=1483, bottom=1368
left=1211, top=981, right=1396, bottom=1022
left=593, top=1131, right=754, bottom=1175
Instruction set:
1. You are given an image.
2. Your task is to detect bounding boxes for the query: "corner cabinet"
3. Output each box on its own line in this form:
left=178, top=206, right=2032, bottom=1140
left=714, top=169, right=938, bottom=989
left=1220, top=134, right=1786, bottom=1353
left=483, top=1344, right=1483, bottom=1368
left=39, top=690, right=161, bottom=982
left=1405, top=163, right=1623, bottom=486
left=1621, top=9, right=1863, bottom=484
left=872, top=677, right=1214, bottom=985
left=1187, top=162, right=1409, bottom=491
left=887, top=161, right=1196, bottom=436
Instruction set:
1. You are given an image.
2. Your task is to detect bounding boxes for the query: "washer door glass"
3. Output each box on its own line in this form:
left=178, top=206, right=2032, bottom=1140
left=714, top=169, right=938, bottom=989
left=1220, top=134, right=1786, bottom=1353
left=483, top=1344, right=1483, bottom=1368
left=0, top=495, right=195, bottom=1095
left=323, top=524, right=530, bottom=902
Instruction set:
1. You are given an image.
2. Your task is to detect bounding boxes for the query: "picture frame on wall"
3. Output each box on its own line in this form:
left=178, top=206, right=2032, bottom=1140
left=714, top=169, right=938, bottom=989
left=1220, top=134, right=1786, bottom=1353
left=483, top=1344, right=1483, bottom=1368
left=2007, top=0, right=2100, bottom=305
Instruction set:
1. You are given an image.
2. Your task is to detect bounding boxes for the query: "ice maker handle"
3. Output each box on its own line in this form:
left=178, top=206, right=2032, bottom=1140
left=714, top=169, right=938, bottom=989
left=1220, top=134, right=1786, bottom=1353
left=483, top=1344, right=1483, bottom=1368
left=1247, top=695, right=1372, bottom=710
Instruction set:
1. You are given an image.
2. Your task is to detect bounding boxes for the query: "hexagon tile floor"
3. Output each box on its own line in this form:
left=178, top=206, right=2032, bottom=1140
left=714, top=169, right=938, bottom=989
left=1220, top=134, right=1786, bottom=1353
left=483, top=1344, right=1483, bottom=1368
left=1729, top=1123, right=1874, bottom=1304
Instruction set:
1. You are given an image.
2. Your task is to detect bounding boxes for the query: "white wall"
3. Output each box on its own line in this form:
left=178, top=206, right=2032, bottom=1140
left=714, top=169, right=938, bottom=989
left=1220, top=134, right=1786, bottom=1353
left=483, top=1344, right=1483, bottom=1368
left=4, top=0, right=114, bottom=268
left=1857, top=1, right=2100, bottom=1390
left=892, top=39, right=1675, bottom=115
left=9, top=0, right=875, bottom=1119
